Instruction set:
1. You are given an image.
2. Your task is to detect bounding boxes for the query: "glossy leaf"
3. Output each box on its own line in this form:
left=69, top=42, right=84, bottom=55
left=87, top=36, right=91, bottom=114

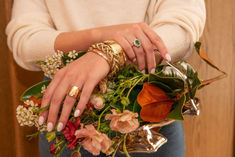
left=20, top=80, right=51, bottom=101
left=167, top=94, right=186, bottom=120
left=148, top=73, right=184, bottom=92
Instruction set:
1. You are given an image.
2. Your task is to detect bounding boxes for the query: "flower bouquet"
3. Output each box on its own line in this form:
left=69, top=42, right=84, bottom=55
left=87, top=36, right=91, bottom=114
left=16, top=42, right=226, bottom=157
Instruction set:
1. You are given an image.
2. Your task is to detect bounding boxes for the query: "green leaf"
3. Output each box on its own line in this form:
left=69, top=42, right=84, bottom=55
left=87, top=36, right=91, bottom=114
left=167, top=94, right=186, bottom=120
left=149, top=81, right=173, bottom=94
left=133, top=100, right=141, bottom=113
left=132, top=100, right=143, bottom=122
left=20, top=80, right=51, bottom=101
left=148, top=73, right=184, bottom=92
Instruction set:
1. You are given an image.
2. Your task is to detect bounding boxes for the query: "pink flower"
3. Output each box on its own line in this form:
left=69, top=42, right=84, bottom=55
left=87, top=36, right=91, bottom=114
left=90, top=94, right=105, bottom=110
left=75, top=125, right=111, bottom=156
left=105, top=109, right=139, bottom=133
left=62, top=117, right=80, bottom=149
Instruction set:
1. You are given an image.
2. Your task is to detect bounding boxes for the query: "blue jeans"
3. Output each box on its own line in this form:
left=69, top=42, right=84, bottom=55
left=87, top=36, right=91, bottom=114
left=39, top=121, right=185, bottom=157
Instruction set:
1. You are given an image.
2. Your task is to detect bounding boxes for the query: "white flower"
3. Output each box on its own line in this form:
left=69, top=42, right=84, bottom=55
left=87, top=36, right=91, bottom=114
left=68, top=50, right=78, bottom=59
left=41, top=85, right=47, bottom=94
left=16, top=103, right=39, bottom=127
left=40, top=51, right=64, bottom=78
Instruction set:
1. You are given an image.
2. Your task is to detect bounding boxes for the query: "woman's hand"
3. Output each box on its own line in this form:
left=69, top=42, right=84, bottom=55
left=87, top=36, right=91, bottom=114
left=38, top=52, right=110, bottom=132
left=103, top=22, right=171, bottom=73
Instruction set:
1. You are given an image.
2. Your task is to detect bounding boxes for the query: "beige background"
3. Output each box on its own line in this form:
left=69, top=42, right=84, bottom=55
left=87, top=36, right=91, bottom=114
left=0, top=0, right=234, bottom=156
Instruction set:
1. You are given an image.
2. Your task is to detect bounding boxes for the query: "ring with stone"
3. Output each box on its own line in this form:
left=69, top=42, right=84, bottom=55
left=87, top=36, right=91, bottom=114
left=132, top=39, right=141, bottom=48
left=67, top=86, right=81, bottom=99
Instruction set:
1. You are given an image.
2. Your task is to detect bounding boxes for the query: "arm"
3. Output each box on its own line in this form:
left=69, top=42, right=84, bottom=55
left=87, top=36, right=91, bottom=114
left=149, top=0, right=206, bottom=61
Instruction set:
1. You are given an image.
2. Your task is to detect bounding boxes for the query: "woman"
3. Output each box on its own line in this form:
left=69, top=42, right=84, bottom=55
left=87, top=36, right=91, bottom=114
left=6, top=0, right=206, bottom=156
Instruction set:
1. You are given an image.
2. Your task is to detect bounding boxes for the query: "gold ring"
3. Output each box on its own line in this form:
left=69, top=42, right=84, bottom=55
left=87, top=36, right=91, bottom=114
left=67, top=86, right=81, bottom=99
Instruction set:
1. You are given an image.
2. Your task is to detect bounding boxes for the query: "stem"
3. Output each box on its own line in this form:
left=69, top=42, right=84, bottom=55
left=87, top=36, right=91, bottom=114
left=126, top=76, right=145, bottom=98
left=123, top=134, right=130, bottom=157
left=97, top=106, right=111, bottom=131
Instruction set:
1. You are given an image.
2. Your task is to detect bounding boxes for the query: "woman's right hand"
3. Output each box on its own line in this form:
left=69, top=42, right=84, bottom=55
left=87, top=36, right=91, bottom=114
left=97, top=22, right=171, bottom=73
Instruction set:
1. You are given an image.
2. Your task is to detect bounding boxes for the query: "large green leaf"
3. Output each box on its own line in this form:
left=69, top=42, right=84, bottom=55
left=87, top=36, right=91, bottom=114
left=149, top=81, right=174, bottom=96
left=167, top=94, right=186, bottom=120
left=148, top=73, right=184, bottom=92
left=20, top=80, right=51, bottom=101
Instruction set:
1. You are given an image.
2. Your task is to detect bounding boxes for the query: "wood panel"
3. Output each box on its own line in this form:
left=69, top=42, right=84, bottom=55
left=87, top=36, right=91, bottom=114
left=184, top=0, right=235, bottom=157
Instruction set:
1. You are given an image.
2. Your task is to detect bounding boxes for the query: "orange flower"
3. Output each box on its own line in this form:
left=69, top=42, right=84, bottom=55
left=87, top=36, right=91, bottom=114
left=137, top=83, right=173, bottom=122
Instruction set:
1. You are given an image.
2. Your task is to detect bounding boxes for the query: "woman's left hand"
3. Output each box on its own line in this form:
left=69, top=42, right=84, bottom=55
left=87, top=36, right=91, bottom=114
left=38, top=52, right=110, bottom=132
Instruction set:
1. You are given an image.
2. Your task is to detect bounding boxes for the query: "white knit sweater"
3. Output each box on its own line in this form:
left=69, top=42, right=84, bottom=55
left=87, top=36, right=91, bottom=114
left=6, top=0, right=206, bottom=71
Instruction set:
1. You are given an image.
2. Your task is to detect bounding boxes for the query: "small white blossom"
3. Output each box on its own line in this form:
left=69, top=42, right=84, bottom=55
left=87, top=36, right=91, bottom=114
left=16, top=99, right=40, bottom=127
left=41, top=85, right=47, bottom=94
left=68, top=50, right=78, bottom=59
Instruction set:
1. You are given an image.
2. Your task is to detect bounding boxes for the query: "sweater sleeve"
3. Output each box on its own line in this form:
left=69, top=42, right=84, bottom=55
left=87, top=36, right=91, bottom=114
left=5, top=0, right=62, bottom=71
left=148, top=0, right=206, bottom=61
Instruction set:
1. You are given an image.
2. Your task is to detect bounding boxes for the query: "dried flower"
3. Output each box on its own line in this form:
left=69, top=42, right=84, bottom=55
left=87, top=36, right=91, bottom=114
left=75, top=125, right=111, bottom=156
left=137, top=83, right=173, bottom=122
left=105, top=109, right=139, bottom=133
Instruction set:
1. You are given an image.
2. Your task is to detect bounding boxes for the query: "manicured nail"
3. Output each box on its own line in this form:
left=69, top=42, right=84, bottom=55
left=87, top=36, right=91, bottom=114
left=132, top=58, right=137, bottom=62
left=38, top=116, right=44, bottom=125
left=141, top=70, right=146, bottom=74
left=57, top=122, right=64, bottom=132
left=47, top=122, right=53, bottom=132
left=150, top=68, right=155, bottom=74
left=165, top=54, right=171, bottom=62
left=74, top=110, right=80, bottom=117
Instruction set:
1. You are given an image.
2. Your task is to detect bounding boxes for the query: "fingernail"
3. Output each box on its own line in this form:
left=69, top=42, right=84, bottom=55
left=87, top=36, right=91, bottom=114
left=74, top=110, right=80, bottom=117
left=57, top=122, right=64, bottom=132
left=38, top=116, right=44, bottom=125
left=132, top=58, right=136, bottom=62
left=150, top=68, right=155, bottom=74
left=47, top=122, right=53, bottom=132
left=165, top=54, right=171, bottom=62
left=141, top=70, right=146, bottom=74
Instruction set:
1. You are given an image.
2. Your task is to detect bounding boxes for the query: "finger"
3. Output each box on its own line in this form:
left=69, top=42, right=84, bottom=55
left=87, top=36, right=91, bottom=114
left=134, top=30, right=156, bottom=74
left=131, top=25, right=147, bottom=72
left=132, top=46, right=146, bottom=73
left=139, top=23, right=171, bottom=61
left=113, top=33, right=136, bottom=62
left=74, top=78, right=98, bottom=117
left=39, top=68, right=66, bottom=125
left=46, top=77, right=70, bottom=132
left=57, top=83, right=83, bottom=132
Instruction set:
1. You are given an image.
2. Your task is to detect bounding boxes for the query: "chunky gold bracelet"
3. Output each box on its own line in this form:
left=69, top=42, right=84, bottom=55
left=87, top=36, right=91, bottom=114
left=88, top=40, right=126, bottom=77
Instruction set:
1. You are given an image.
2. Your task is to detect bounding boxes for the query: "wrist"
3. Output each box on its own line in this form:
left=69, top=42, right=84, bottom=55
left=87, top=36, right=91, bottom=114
left=90, top=28, right=102, bottom=43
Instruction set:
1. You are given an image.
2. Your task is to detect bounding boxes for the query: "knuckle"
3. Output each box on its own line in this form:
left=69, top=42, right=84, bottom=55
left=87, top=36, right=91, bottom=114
left=124, top=44, right=132, bottom=52
left=139, top=22, right=147, bottom=27
left=113, top=32, right=122, bottom=39
left=42, top=91, right=51, bottom=101
left=65, top=97, right=75, bottom=105
left=51, top=97, right=61, bottom=105
left=136, top=50, right=145, bottom=56
left=132, top=24, right=141, bottom=30
left=54, top=70, right=63, bottom=78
